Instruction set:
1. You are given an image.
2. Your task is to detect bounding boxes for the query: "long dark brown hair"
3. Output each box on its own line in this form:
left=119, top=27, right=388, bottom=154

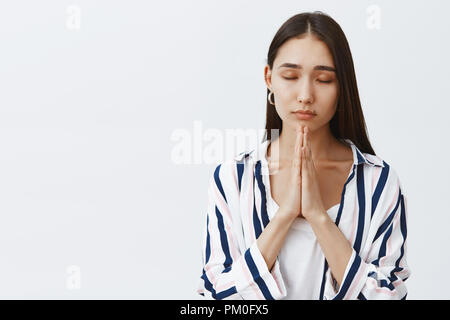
left=264, top=11, right=376, bottom=155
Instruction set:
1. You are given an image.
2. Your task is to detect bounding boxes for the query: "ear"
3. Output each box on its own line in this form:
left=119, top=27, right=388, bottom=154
left=264, top=65, right=272, bottom=90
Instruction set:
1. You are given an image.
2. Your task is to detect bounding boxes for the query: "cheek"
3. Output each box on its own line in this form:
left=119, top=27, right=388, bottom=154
left=272, top=80, right=291, bottom=94
left=316, top=85, right=339, bottom=121
left=271, top=81, right=292, bottom=114
left=316, top=84, right=338, bottom=104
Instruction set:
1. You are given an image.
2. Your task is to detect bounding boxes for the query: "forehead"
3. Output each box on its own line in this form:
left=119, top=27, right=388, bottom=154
left=274, top=36, right=335, bottom=69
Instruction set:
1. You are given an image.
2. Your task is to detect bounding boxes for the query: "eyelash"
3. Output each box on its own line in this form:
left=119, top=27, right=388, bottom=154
left=282, top=77, right=332, bottom=83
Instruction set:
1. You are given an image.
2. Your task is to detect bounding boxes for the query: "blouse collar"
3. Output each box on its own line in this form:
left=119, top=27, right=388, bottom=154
left=234, top=138, right=385, bottom=168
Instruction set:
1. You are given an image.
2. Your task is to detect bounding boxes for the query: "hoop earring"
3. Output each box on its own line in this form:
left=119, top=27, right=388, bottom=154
left=268, top=91, right=275, bottom=105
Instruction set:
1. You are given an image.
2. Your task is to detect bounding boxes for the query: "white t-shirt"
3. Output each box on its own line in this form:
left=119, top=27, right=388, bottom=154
left=265, top=178, right=340, bottom=299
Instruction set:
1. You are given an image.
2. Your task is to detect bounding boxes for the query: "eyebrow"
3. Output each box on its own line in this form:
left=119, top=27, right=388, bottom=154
left=278, top=63, right=336, bottom=72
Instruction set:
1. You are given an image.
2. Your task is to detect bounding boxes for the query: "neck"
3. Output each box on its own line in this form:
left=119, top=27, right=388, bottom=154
left=268, top=124, right=337, bottom=166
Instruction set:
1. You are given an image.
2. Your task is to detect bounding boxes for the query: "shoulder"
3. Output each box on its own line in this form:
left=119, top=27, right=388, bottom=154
left=364, top=153, right=402, bottom=187
left=364, top=156, right=407, bottom=219
left=354, top=147, right=407, bottom=208
left=363, top=152, right=385, bottom=167
left=208, top=148, right=258, bottom=196
left=364, top=153, right=402, bottom=188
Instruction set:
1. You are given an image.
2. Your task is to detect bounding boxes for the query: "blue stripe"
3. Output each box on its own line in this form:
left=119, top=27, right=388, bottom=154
left=237, top=163, right=244, bottom=192
left=319, top=260, right=329, bottom=300
left=332, top=254, right=362, bottom=300
left=335, top=165, right=356, bottom=226
left=373, top=192, right=401, bottom=242
left=379, top=279, right=395, bottom=290
left=373, top=222, right=393, bottom=267
left=392, top=193, right=408, bottom=279
left=205, top=214, right=211, bottom=264
left=200, top=204, right=238, bottom=299
left=389, top=193, right=407, bottom=283
left=215, top=205, right=233, bottom=268
left=371, top=192, right=408, bottom=293
left=356, top=149, right=365, bottom=164
left=252, top=172, right=263, bottom=238
left=354, top=165, right=366, bottom=253
left=254, top=161, right=270, bottom=228
left=371, top=164, right=390, bottom=220
left=200, top=270, right=238, bottom=299
left=320, top=164, right=355, bottom=299
left=214, top=164, right=227, bottom=203
left=357, top=292, right=367, bottom=300
left=244, top=249, right=274, bottom=300
left=252, top=202, right=263, bottom=238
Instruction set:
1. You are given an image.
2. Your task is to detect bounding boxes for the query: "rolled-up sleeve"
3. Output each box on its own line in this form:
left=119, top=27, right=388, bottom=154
left=197, top=164, right=287, bottom=300
left=324, top=168, right=411, bottom=300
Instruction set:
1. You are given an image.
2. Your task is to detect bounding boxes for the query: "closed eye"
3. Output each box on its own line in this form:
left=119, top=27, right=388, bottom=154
left=282, top=76, right=332, bottom=83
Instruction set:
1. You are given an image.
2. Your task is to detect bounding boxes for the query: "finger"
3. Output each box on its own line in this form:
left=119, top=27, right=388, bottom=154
left=302, top=145, right=307, bottom=171
left=299, top=127, right=303, bottom=177
left=305, top=127, right=312, bottom=162
left=306, top=128, right=313, bottom=165
left=302, top=129, right=309, bottom=172
left=293, top=127, right=303, bottom=176
left=304, top=128, right=310, bottom=160
left=303, top=126, right=307, bottom=149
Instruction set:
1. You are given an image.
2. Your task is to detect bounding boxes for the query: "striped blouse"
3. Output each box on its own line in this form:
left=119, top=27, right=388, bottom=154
left=197, top=138, right=410, bottom=300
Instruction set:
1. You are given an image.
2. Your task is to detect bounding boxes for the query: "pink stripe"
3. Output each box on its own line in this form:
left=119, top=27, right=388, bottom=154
left=212, top=185, right=240, bottom=260
left=344, top=254, right=365, bottom=299
left=254, top=175, right=262, bottom=227
left=204, top=179, right=220, bottom=280
left=204, top=192, right=218, bottom=285
left=395, top=268, right=409, bottom=277
left=232, top=161, right=240, bottom=193
left=215, top=280, right=236, bottom=293
left=212, top=176, right=233, bottom=223
left=365, top=187, right=400, bottom=262
left=204, top=177, right=239, bottom=294
left=212, top=163, right=245, bottom=294
left=368, top=278, right=398, bottom=296
left=344, top=197, right=363, bottom=299
left=380, top=210, right=397, bottom=267
left=380, top=187, right=400, bottom=227
left=372, top=167, right=382, bottom=194
left=357, top=190, right=404, bottom=298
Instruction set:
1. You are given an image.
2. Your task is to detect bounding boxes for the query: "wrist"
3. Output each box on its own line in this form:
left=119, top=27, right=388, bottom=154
left=276, top=207, right=297, bottom=224
left=306, top=209, right=329, bottom=226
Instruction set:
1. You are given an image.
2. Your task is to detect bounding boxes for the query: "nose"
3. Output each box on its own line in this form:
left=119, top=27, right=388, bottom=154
left=297, top=78, right=314, bottom=104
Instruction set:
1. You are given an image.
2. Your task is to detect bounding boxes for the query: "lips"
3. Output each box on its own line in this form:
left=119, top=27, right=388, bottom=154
left=293, top=110, right=316, bottom=120
left=293, top=110, right=316, bottom=115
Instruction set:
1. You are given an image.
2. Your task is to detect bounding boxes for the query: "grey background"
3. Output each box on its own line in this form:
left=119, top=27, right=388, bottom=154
left=0, top=0, right=448, bottom=299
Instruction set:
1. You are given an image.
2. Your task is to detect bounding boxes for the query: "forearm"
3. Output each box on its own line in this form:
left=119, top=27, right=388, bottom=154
left=256, top=209, right=296, bottom=272
left=308, top=212, right=353, bottom=288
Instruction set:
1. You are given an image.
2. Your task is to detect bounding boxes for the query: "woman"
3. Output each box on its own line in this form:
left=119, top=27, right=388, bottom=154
left=197, top=11, right=410, bottom=300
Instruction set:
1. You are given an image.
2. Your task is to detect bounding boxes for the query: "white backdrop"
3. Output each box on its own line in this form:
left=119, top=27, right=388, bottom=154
left=0, top=0, right=448, bottom=299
